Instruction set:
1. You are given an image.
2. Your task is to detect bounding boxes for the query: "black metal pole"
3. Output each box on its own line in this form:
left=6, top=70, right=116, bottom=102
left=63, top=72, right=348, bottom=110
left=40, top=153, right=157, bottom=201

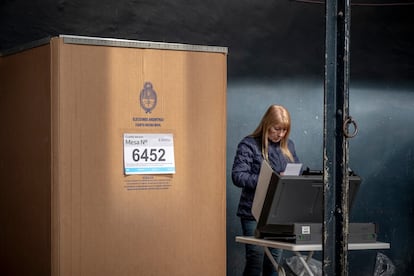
left=323, top=0, right=351, bottom=275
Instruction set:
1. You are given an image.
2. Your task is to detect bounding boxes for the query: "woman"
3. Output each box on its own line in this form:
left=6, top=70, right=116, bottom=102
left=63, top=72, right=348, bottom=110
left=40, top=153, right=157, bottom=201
left=232, top=104, right=300, bottom=276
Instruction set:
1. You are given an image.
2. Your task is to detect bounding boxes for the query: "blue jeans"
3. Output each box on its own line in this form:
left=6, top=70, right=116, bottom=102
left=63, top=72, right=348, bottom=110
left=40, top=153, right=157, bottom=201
left=241, top=218, right=282, bottom=276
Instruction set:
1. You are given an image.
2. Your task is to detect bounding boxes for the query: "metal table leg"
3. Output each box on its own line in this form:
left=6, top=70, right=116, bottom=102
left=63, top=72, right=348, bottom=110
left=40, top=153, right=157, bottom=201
left=264, top=246, right=286, bottom=276
left=296, top=251, right=315, bottom=276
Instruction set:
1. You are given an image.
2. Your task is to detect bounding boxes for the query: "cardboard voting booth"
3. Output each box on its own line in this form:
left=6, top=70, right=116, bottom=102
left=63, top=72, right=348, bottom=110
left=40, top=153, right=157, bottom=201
left=0, top=35, right=227, bottom=276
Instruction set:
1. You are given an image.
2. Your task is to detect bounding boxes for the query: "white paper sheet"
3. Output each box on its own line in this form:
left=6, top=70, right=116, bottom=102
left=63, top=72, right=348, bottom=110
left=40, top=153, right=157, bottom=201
left=283, top=163, right=302, bottom=176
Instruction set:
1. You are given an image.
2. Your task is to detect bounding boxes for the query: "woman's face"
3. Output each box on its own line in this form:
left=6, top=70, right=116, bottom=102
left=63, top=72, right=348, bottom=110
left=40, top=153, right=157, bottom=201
left=268, top=124, right=287, bottom=143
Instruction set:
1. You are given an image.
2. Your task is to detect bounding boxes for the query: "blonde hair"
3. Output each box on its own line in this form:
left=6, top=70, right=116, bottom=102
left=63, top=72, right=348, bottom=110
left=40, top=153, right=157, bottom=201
left=251, top=105, right=294, bottom=162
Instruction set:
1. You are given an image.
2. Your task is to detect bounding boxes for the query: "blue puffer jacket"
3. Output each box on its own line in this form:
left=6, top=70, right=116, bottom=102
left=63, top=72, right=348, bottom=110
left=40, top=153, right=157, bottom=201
left=231, top=136, right=300, bottom=219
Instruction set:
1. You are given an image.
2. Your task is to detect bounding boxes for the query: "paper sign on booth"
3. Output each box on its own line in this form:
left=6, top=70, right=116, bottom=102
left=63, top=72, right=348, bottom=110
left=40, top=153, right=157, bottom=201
left=123, top=133, right=176, bottom=174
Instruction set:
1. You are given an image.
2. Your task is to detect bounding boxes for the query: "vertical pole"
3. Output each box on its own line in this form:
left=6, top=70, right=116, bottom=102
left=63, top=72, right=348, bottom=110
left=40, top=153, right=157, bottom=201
left=323, top=0, right=351, bottom=275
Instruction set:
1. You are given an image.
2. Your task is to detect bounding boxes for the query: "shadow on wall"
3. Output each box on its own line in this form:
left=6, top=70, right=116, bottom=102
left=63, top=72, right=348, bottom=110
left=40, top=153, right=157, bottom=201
left=226, top=79, right=414, bottom=276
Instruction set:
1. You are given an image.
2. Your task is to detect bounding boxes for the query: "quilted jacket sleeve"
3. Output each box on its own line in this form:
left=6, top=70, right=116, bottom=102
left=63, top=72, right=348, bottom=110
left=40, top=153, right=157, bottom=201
left=231, top=137, right=262, bottom=191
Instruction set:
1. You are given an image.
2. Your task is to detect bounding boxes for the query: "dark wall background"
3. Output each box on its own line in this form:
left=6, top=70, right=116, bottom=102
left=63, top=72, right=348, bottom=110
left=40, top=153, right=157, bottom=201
left=1, top=0, right=414, bottom=80
left=1, top=0, right=413, bottom=275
